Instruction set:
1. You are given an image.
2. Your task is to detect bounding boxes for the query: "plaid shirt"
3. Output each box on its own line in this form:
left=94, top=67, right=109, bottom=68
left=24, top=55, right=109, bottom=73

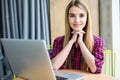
left=50, top=35, right=104, bottom=73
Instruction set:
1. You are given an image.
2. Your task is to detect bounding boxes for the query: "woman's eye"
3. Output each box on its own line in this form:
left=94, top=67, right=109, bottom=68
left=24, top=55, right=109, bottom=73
left=69, top=14, right=75, bottom=17
left=80, top=14, right=85, bottom=17
left=69, top=13, right=86, bottom=18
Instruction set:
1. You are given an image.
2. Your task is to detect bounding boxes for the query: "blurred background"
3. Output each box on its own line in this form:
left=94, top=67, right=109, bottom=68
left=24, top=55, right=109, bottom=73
left=0, top=0, right=120, bottom=79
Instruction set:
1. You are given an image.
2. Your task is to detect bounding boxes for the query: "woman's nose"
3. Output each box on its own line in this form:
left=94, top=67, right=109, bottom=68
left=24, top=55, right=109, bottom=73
left=75, top=16, right=80, bottom=22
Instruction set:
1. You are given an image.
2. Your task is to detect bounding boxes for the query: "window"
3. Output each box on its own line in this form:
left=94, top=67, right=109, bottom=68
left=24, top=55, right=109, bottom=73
left=112, top=0, right=120, bottom=79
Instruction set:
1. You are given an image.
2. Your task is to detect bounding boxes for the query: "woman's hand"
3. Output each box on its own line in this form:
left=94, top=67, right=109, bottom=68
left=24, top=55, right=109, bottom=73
left=77, top=30, right=85, bottom=43
left=69, top=31, right=78, bottom=44
left=71, top=30, right=85, bottom=44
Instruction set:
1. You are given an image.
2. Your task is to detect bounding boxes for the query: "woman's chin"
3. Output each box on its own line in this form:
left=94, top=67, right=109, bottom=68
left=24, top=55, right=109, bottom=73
left=73, top=29, right=81, bottom=32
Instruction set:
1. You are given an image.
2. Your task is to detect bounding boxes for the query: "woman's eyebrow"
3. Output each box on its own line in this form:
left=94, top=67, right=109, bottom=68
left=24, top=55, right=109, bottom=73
left=68, top=13, right=75, bottom=16
left=69, top=13, right=75, bottom=14
left=69, top=12, right=85, bottom=14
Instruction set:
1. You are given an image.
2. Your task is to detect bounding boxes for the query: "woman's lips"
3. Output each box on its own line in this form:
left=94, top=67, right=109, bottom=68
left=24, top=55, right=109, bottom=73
left=73, top=24, right=80, bottom=27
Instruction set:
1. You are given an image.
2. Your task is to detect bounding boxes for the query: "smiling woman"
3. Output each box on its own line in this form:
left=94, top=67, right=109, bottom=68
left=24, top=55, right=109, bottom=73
left=50, top=0, right=100, bottom=45
left=49, top=0, right=105, bottom=74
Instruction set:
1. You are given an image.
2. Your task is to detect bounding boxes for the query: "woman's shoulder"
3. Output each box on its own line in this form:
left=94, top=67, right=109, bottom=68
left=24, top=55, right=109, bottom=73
left=93, top=35, right=104, bottom=43
left=93, top=35, right=105, bottom=51
left=93, top=35, right=104, bottom=40
left=54, top=35, right=65, bottom=42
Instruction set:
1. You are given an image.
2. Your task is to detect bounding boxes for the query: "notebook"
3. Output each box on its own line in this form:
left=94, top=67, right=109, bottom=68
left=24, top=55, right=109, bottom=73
left=1, top=38, right=86, bottom=80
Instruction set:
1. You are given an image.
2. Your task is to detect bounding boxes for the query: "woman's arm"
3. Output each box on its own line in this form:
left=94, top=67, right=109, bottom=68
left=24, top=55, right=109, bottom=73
left=75, top=30, right=96, bottom=73
left=51, top=33, right=78, bottom=70
left=78, top=34, right=104, bottom=73
left=78, top=41, right=96, bottom=73
left=92, top=37, right=104, bottom=73
left=51, top=40, right=73, bottom=70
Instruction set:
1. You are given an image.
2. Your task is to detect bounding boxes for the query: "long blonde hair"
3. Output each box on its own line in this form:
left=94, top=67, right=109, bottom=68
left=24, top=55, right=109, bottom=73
left=64, top=0, right=94, bottom=71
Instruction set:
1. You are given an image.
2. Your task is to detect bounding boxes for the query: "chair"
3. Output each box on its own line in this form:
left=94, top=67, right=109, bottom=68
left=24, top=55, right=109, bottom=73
left=0, top=49, right=13, bottom=80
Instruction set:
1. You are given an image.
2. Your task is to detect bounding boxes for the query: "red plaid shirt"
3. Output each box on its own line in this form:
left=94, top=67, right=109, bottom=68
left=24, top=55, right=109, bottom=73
left=50, top=35, right=104, bottom=73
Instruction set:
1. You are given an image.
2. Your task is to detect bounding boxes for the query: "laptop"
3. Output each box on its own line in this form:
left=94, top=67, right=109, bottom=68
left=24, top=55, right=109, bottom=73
left=1, top=38, right=86, bottom=80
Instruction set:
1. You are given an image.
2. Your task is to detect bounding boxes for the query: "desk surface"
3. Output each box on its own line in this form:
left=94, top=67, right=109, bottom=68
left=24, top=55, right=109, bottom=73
left=15, top=69, right=116, bottom=80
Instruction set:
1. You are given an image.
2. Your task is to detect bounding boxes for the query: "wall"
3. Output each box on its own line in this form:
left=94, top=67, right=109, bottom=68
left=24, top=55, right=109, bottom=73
left=50, top=0, right=70, bottom=44
left=99, top=0, right=112, bottom=49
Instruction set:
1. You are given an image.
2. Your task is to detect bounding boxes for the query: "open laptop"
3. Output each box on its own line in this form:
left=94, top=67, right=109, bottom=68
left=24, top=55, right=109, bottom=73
left=1, top=38, right=86, bottom=80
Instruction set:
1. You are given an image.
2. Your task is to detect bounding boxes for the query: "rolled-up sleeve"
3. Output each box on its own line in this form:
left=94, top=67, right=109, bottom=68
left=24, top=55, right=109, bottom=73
left=92, top=36, right=105, bottom=73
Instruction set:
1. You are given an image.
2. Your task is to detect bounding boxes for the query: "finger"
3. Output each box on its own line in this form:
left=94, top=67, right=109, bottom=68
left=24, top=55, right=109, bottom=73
left=72, top=30, right=85, bottom=34
left=71, top=31, right=78, bottom=35
left=80, top=30, right=85, bottom=34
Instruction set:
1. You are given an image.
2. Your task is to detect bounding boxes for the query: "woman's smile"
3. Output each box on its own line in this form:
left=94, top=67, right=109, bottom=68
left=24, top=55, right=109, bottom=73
left=73, top=23, right=81, bottom=27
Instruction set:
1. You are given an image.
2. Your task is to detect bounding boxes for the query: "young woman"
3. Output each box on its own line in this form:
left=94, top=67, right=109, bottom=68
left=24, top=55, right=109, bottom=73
left=50, top=0, right=104, bottom=73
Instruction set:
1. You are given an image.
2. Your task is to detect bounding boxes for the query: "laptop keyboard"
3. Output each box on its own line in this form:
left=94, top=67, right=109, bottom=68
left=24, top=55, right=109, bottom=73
left=56, top=76, right=68, bottom=80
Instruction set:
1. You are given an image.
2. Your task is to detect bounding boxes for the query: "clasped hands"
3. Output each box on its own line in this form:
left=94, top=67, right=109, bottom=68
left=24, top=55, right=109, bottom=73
left=70, top=30, right=85, bottom=44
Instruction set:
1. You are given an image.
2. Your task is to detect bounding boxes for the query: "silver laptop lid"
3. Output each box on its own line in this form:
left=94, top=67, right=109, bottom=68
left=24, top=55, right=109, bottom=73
left=1, top=39, right=56, bottom=80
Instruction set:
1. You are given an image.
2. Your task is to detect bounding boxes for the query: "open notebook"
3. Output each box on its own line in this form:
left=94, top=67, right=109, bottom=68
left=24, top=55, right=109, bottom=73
left=1, top=39, right=86, bottom=80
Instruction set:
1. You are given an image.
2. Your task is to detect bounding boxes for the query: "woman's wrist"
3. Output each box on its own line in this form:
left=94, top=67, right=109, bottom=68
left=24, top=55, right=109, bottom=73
left=68, top=40, right=74, bottom=45
left=78, top=40, right=84, bottom=45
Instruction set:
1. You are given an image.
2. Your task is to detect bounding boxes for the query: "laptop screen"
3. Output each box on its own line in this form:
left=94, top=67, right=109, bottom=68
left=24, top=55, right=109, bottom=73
left=1, top=39, right=56, bottom=80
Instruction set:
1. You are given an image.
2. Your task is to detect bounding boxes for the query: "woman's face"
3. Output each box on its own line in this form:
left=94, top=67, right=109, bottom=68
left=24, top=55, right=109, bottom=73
left=68, top=6, right=87, bottom=31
